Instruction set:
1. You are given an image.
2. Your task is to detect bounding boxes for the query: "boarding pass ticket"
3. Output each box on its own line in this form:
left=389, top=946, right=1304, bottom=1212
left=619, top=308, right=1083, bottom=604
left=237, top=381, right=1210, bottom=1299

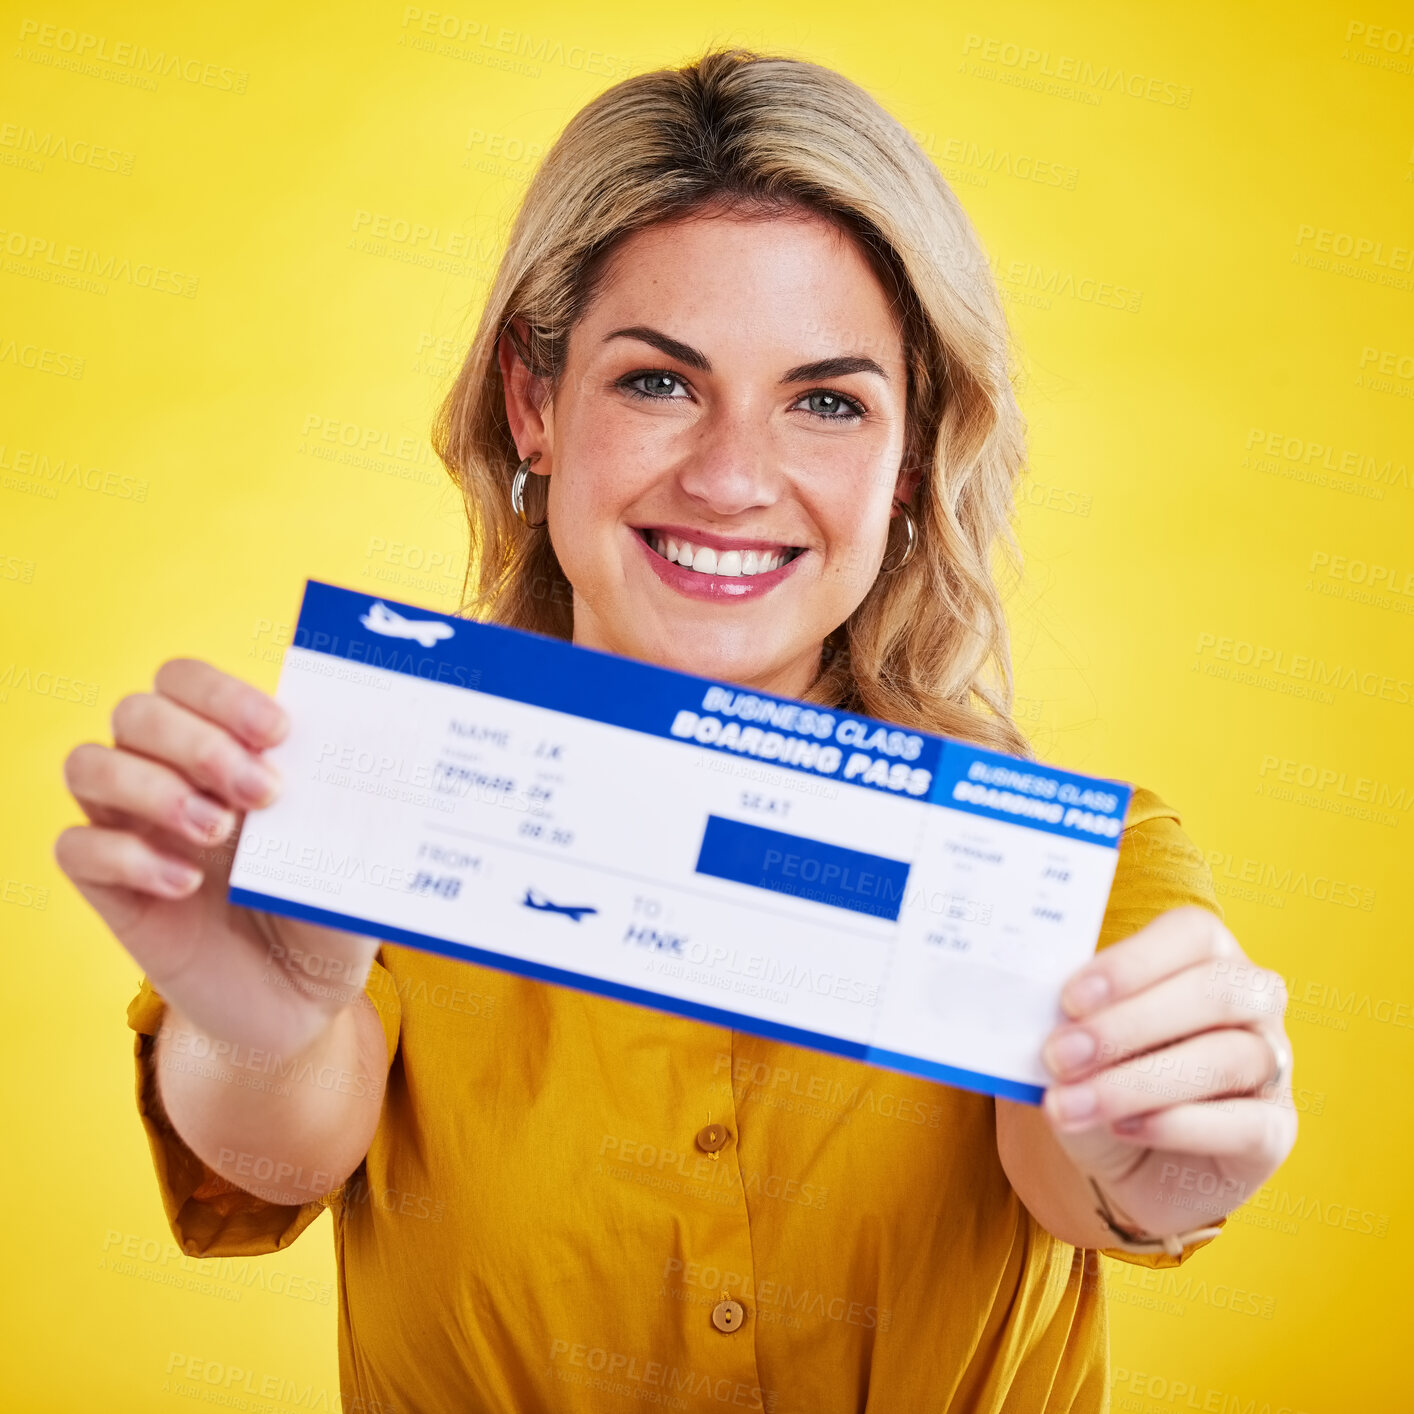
left=228, top=580, right=1133, bottom=1103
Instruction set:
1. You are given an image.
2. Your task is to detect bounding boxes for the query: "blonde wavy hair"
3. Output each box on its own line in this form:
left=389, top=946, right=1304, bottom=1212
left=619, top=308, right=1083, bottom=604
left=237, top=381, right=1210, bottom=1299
left=434, top=47, right=1033, bottom=758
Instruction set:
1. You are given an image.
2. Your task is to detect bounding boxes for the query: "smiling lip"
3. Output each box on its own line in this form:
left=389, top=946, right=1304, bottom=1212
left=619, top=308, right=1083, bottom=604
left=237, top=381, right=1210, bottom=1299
left=632, top=526, right=806, bottom=601
left=640, top=524, right=800, bottom=555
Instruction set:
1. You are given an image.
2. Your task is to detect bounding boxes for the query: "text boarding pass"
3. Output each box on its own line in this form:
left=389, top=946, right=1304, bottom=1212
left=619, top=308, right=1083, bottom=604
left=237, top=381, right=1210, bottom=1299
left=228, top=579, right=1133, bottom=1103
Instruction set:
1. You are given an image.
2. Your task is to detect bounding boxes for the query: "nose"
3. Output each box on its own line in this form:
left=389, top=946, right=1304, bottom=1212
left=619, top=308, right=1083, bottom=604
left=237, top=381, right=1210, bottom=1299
left=674, top=409, right=781, bottom=518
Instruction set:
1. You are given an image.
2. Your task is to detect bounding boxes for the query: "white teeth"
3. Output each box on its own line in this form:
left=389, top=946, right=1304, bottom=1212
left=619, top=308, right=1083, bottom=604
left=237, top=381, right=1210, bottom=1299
left=649, top=533, right=797, bottom=576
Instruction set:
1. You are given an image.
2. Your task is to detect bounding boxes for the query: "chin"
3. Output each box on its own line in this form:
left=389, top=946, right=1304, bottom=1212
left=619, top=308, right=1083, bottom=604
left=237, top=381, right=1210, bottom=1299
left=642, top=623, right=808, bottom=694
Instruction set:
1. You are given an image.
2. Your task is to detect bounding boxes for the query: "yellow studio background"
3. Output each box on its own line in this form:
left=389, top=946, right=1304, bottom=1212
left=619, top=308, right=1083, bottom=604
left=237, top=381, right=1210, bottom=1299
left=3, top=2, right=1409, bottom=1409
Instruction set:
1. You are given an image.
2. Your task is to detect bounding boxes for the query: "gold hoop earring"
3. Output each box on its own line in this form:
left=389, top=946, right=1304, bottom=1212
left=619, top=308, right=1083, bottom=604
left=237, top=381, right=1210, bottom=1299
left=880, top=502, right=917, bottom=573
left=510, top=454, right=547, bottom=529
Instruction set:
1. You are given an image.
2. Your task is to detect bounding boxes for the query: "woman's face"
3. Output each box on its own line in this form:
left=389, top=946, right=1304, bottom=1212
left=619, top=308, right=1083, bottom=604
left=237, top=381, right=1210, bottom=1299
left=501, top=208, right=913, bottom=699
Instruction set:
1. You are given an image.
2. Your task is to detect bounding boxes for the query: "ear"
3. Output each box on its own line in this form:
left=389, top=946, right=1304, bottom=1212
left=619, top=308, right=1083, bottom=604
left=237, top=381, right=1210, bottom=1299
left=497, top=320, right=553, bottom=470
left=892, top=458, right=923, bottom=511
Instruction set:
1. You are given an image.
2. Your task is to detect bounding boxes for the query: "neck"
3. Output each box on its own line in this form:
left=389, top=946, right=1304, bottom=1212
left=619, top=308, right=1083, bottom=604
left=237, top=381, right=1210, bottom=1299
left=570, top=619, right=824, bottom=704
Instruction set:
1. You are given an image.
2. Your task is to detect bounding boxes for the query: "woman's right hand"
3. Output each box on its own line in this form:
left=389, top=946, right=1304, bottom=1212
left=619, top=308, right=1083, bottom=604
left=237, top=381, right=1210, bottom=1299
left=56, top=657, right=383, bottom=1058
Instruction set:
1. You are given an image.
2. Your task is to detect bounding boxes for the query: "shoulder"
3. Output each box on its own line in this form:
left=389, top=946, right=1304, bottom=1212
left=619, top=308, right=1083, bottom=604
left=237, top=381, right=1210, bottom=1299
left=1122, top=783, right=1183, bottom=831
left=1097, top=784, right=1223, bottom=950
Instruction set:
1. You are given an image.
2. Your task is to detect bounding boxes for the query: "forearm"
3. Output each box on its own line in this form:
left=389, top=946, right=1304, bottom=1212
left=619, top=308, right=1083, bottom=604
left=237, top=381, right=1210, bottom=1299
left=996, top=1099, right=1230, bottom=1246
left=153, top=993, right=389, bottom=1206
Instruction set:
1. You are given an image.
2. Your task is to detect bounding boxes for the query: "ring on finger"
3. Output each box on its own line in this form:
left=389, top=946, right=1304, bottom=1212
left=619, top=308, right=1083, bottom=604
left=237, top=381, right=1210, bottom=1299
left=1249, top=1027, right=1291, bottom=1094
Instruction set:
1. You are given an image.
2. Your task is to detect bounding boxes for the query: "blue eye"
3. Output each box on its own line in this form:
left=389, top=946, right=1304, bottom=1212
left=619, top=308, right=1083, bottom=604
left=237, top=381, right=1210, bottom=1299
left=619, top=371, right=690, bottom=399
left=617, top=372, right=865, bottom=421
left=795, top=389, right=865, bottom=420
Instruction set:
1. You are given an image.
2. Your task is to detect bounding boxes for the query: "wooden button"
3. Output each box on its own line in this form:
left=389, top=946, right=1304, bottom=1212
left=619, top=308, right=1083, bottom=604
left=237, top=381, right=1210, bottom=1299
left=711, top=1299, right=745, bottom=1333
left=696, top=1123, right=731, bottom=1154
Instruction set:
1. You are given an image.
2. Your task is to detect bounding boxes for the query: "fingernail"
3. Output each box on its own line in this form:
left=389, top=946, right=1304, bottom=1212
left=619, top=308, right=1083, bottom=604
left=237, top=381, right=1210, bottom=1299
left=245, top=699, right=286, bottom=740
left=1044, top=1029, right=1096, bottom=1074
left=236, top=761, right=278, bottom=806
left=1050, top=1085, right=1098, bottom=1124
left=182, top=794, right=232, bottom=841
left=1114, top=1116, right=1145, bottom=1134
left=1063, top=973, right=1110, bottom=1014
left=159, top=861, right=202, bottom=895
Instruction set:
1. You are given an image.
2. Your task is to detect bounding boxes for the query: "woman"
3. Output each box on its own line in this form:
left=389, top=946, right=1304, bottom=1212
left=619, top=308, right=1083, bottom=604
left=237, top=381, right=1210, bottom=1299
left=57, top=48, right=1296, bottom=1412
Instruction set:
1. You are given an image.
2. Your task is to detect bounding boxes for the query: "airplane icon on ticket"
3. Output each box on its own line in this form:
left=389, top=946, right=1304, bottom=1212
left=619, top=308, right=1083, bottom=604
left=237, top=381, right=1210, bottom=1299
left=359, top=600, right=456, bottom=649
left=521, top=888, right=598, bottom=923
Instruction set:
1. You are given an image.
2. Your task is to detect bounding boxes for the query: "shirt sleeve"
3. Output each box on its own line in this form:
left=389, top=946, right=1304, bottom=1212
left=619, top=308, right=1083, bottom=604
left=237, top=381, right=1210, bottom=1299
left=124, top=948, right=402, bottom=1258
left=1091, top=785, right=1228, bottom=1268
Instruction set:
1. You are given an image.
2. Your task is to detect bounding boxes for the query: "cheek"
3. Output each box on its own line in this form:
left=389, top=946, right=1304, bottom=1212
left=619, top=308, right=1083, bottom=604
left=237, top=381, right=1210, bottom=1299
left=808, top=434, right=898, bottom=521
left=546, top=458, right=651, bottom=588
left=554, top=402, right=663, bottom=517
left=807, top=485, right=895, bottom=604
left=547, top=477, right=610, bottom=593
left=817, top=482, right=893, bottom=556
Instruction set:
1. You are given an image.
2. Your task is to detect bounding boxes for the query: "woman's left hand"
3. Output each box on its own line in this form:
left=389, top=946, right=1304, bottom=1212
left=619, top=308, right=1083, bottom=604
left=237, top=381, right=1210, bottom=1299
left=1039, top=905, right=1298, bottom=1237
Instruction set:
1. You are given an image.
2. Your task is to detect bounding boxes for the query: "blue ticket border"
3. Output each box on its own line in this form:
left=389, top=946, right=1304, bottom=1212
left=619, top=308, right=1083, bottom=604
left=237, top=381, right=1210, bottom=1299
left=231, top=886, right=1047, bottom=1104
left=282, top=579, right=1133, bottom=847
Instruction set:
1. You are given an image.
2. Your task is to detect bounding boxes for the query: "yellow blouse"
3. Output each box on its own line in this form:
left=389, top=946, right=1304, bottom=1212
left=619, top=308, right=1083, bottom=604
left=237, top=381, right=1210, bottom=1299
left=126, top=785, right=1226, bottom=1412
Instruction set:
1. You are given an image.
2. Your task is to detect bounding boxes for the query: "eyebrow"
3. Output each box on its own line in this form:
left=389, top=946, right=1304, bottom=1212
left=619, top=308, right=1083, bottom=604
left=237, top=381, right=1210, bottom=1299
left=603, top=325, right=889, bottom=383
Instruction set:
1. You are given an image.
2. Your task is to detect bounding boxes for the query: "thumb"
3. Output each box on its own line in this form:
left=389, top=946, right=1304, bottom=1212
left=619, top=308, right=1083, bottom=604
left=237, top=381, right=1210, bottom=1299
left=1043, top=1100, right=1152, bottom=1186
